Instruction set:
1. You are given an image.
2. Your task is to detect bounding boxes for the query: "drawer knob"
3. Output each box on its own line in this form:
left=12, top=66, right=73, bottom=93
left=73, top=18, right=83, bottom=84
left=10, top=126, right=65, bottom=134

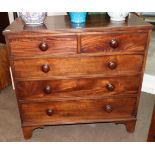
left=39, top=42, right=48, bottom=51
left=42, top=64, right=50, bottom=73
left=44, top=85, right=52, bottom=94
left=105, top=104, right=113, bottom=113
left=107, top=61, right=117, bottom=70
left=46, top=109, right=53, bottom=116
left=106, top=83, right=115, bottom=91
left=110, top=39, right=118, bottom=48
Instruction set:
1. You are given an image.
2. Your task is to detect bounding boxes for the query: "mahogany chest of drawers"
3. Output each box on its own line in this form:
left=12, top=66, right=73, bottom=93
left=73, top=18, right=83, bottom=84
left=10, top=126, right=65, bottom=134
left=3, top=13, right=152, bottom=139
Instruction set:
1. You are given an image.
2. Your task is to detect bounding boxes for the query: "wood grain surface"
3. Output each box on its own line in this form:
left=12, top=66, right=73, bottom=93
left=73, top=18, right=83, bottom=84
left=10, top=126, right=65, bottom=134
left=9, top=35, right=77, bottom=57
left=0, top=44, right=11, bottom=90
left=21, top=97, right=137, bottom=126
left=13, top=55, right=143, bottom=79
left=81, top=32, right=147, bottom=53
left=16, top=76, right=140, bottom=101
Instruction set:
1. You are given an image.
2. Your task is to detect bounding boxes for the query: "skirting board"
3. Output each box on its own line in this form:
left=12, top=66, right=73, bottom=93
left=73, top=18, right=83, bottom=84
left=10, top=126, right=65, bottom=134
left=142, top=74, right=155, bottom=95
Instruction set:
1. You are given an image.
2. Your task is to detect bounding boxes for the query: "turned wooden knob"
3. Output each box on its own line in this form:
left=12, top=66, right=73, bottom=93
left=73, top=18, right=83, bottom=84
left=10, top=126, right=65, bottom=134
left=110, top=39, right=119, bottom=48
left=46, top=109, right=53, bottom=116
left=106, top=83, right=115, bottom=91
left=42, top=64, right=50, bottom=73
left=39, top=42, right=48, bottom=51
left=107, top=61, right=117, bottom=70
left=105, top=104, right=113, bottom=113
left=44, top=85, right=52, bottom=94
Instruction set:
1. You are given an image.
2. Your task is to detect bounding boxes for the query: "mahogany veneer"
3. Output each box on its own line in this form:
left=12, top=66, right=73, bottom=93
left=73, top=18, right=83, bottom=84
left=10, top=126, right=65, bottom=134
left=16, top=76, right=140, bottom=101
left=13, top=55, right=143, bottom=79
left=81, top=33, right=147, bottom=53
left=0, top=44, right=11, bottom=90
left=3, top=13, right=152, bottom=139
left=9, top=35, right=77, bottom=56
left=21, top=97, right=137, bottom=125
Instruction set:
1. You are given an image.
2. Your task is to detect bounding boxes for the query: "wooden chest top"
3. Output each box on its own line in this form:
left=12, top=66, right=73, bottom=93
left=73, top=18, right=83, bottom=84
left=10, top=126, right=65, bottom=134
left=3, top=13, right=152, bottom=36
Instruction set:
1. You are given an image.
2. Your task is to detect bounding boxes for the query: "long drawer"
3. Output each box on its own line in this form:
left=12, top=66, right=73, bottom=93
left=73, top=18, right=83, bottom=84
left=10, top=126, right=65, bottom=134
left=81, top=33, right=147, bottom=53
left=21, top=97, right=137, bottom=125
left=9, top=35, right=77, bottom=57
left=16, top=76, right=140, bottom=101
left=13, top=55, right=143, bottom=79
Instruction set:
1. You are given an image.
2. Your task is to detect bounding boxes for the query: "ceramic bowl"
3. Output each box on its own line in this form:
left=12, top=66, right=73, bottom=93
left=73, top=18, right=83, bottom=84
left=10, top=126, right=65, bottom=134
left=107, top=12, right=129, bottom=21
left=19, top=12, right=47, bottom=25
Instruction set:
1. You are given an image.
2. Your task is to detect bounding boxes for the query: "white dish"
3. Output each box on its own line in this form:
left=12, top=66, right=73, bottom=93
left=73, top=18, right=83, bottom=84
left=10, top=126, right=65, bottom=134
left=108, top=12, right=129, bottom=21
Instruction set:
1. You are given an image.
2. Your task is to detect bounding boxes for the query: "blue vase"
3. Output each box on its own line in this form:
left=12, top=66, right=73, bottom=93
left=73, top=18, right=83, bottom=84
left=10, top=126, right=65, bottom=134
left=69, top=12, right=87, bottom=23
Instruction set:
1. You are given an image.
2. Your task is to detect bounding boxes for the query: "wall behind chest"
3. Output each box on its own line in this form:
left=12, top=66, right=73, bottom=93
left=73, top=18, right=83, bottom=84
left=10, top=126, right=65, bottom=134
left=0, top=12, right=9, bottom=43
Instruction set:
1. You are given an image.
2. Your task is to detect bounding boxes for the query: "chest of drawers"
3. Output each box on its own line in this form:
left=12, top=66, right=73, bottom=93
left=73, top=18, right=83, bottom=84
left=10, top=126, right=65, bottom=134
left=3, top=13, right=152, bottom=139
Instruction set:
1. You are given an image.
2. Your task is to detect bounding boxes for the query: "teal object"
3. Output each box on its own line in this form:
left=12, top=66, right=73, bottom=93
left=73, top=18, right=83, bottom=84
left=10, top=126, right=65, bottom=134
left=69, top=12, right=87, bottom=23
left=71, top=22, right=86, bottom=29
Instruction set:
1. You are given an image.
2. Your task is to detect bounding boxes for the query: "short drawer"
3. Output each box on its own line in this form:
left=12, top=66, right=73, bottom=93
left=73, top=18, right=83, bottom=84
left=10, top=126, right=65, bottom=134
left=81, top=33, right=147, bottom=53
left=9, top=35, right=77, bottom=56
left=21, top=97, right=137, bottom=125
left=16, top=76, right=140, bottom=101
left=13, top=55, right=143, bottom=79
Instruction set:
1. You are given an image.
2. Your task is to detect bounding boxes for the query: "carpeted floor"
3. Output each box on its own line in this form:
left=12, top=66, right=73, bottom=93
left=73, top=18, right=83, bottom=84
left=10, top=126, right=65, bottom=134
left=0, top=86, right=155, bottom=141
left=145, top=31, right=155, bottom=75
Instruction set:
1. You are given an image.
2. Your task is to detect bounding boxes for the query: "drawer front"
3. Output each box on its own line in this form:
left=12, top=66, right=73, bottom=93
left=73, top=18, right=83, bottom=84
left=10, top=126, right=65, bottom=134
left=21, top=97, right=137, bottom=124
left=13, top=55, right=143, bottom=79
left=81, top=33, right=147, bottom=53
left=9, top=36, right=77, bottom=56
left=16, top=76, right=140, bottom=101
